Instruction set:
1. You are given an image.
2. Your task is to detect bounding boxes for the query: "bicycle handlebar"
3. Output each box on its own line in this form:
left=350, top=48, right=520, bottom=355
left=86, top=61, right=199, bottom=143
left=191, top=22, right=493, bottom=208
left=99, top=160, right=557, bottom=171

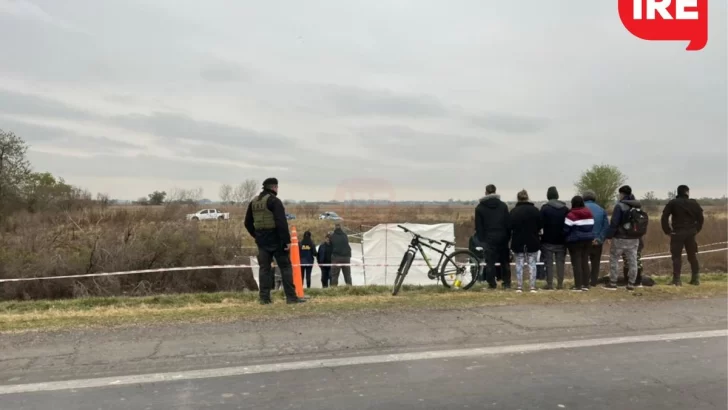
left=397, top=224, right=442, bottom=245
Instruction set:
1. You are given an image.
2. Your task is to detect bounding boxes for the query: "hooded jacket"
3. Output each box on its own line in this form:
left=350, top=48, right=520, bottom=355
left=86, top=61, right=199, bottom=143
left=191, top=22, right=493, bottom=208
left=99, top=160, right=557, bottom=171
left=330, top=227, right=352, bottom=258
left=299, top=231, right=317, bottom=264
left=564, top=206, right=596, bottom=243
left=661, top=196, right=704, bottom=235
left=474, top=194, right=511, bottom=246
left=585, top=200, right=609, bottom=244
left=509, top=201, right=542, bottom=253
left=540, top=200, right=569, bottom=245
left=606, top=195, right=643, bottom=239
left=243, top=189, right=291, bottom=250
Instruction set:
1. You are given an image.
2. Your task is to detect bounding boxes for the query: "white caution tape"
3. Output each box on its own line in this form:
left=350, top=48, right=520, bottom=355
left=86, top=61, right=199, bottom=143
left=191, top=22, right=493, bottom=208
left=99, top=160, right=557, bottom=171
left=0, top=248, right=725, bottom=283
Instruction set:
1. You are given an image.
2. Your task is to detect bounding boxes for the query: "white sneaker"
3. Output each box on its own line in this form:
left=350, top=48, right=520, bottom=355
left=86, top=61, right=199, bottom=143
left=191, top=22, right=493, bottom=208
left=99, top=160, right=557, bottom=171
left=516, top=287, right=523, bottom=293
left=530, top=288, right=537, bottom=293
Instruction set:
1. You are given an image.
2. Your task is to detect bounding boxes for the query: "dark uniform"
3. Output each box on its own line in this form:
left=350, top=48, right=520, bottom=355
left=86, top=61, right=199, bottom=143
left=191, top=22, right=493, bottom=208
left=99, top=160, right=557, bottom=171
left=661, top=185, right=704, bottom=285
left=244, top=178, right=303, bottom=304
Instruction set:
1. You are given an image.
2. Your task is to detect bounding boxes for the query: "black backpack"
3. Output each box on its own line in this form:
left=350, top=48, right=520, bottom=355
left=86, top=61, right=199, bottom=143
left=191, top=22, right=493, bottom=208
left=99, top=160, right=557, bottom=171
left=621, top=204, right=649, bottom=238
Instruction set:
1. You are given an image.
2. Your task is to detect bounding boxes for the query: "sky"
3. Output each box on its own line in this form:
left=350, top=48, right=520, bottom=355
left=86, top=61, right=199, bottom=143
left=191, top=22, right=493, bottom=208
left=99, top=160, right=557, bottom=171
left=0, top=0, right=726, bottom=202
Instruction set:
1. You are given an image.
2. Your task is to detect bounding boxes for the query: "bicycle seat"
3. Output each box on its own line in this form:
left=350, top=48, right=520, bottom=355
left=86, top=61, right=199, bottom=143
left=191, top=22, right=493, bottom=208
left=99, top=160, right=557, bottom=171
left=442, top=239, right=456, bottom=246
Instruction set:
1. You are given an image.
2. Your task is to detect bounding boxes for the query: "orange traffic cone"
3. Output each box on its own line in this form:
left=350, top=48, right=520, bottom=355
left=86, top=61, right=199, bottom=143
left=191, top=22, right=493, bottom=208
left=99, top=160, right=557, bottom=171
left=290, top=226, right=305, bottom=298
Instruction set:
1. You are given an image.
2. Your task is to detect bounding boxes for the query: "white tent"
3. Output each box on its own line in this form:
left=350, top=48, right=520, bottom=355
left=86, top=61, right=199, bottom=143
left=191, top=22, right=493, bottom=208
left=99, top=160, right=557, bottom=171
left=249, top=223, right=455, bottom=288
left=360, top=223, right=455, bottom=286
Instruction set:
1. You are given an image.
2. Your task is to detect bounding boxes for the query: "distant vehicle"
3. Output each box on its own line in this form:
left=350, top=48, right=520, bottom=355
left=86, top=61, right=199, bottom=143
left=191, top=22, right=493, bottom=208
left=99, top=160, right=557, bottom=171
left=186, top=209, right=230, bottom=221
left=319, top=211, right=343, bottom=221
left=286, top=213, right=296, bottom=220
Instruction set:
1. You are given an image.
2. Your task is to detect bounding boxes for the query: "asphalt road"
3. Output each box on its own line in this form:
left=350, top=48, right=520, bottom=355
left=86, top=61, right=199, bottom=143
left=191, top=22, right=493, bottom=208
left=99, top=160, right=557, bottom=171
left=3, top=332, right=726, bottom=409
left=2, top=298, right=727, bottom=409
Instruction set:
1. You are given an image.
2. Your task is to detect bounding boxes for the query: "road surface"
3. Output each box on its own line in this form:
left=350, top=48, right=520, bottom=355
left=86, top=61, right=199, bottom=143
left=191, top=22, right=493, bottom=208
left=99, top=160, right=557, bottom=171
left=1, top=298, right=726, bottom=409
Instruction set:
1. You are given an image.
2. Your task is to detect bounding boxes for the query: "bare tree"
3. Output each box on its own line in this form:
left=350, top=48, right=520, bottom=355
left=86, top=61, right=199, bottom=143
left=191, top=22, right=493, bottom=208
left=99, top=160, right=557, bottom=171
left=233, top=179, right=258, bottom=207
left=219, top=184, right=233, bottom=204
left=167, top=186, right=204, bottom=205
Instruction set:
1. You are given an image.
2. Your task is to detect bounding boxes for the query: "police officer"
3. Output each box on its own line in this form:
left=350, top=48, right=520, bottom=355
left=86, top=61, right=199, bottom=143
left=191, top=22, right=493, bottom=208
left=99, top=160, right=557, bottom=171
left=244, top=178, right=305, bottom=304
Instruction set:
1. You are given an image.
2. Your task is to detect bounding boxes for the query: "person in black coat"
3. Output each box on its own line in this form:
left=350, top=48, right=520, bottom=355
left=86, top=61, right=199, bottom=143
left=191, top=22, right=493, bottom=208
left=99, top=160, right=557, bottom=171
left=660, top=184, right=704, bottom=285
left=540, top=186, right=569, bottom=290
left=474, top=184, right=512, bottom=289
left=509, top=190, right=542, bottom=292
left=317, top=233, right=333, bottom=288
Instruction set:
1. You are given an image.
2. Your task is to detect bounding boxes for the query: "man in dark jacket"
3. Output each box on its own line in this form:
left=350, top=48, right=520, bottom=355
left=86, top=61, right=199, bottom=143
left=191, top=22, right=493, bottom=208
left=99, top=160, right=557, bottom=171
left=329, top=223, right=352, bottom=286
left=661, top=184, right=704, bottom=285
left=244, top=178, right=305, bottom=304
left=540, top=186, right=569, bottom=290
left=475, top=184, right=511, bottom=289
left=605, top=185, right=642, bottom=291
left=509, top=189, right=542, bottom=292
left=317, top=233, right=333, bottom=287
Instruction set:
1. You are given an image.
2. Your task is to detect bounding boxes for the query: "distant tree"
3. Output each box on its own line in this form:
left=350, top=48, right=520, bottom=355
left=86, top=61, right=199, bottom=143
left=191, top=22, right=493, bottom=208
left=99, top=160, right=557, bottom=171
left=667, top=190, right=677, bottom=201
left=219, top=184, right=233, bottom=204
left=0, top=129, right=31, bottom=214
left=575, top=164, right=627, bottom=209
left=233, top=179, right=258, bottom=207
left=147, top=190, right=167, bottom=205
left=299, top=203, right=320, bottom=218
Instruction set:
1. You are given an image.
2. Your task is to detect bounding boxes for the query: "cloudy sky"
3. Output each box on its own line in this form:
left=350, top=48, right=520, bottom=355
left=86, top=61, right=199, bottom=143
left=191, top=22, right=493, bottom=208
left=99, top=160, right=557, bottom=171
left=0, top=0, right=725, bottom=202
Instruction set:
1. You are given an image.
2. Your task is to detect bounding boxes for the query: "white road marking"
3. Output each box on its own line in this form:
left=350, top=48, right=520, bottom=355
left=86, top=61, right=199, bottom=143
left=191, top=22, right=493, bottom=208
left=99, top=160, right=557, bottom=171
left=0, top=329, right=725, bottom=395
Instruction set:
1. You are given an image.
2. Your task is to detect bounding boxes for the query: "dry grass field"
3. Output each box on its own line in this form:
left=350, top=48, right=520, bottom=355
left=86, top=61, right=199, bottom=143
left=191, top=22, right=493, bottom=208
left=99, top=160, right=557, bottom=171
left=0, top=201, right=725, bottom=301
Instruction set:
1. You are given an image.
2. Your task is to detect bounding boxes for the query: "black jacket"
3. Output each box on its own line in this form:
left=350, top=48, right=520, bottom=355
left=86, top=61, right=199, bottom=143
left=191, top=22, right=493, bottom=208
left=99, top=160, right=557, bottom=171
left=605, top=196, right=642, bottom=239
left=540, top=200, right=569, bottom=245
left=661, top=196, right=704, bottom=235
left=330, top=228, right=351, bottom=258
left=510, top=201, right=542, bottom=253
left=475, top=194, right=511, bottom=246
left=317, top=241, right=333, bottom=264
left=243, top=189, right=291, bottom=250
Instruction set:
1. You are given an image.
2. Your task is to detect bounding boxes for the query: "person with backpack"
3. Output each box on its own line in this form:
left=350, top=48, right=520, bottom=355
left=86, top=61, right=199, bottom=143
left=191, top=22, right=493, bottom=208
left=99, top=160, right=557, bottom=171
left=661, top=184, right=704, bottom=286
left=604, top=185, right=648, bottom=291
left=509, top=189, right=542, bottom=293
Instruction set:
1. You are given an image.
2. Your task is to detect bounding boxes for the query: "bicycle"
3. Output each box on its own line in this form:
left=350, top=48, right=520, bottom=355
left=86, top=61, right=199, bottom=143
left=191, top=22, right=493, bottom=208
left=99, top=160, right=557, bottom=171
left=391, top=225, right=481, bottom=295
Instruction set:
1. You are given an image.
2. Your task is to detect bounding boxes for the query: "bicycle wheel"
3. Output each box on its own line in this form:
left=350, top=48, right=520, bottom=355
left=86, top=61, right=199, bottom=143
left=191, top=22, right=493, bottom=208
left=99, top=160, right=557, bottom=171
left=392, top=250, right=415, bottom=296
left=440, top=250, right=480, bottom=290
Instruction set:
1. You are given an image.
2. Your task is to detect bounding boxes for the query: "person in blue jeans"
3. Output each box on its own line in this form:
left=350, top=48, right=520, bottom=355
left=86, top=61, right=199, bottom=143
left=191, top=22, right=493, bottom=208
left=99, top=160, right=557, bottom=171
left=582, top=190, right=609, bottom=287
left=299, top=231, right=317, bottom=289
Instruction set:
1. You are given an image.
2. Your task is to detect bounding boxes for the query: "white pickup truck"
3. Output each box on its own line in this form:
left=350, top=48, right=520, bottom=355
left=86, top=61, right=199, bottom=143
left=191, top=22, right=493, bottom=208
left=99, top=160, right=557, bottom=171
left=186, top=209, right=230, bottom=221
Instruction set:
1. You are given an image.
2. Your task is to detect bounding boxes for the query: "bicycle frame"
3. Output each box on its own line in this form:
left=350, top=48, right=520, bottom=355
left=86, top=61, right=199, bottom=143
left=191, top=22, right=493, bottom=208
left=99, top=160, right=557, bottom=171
left=406, top=235, right=453, bottom=275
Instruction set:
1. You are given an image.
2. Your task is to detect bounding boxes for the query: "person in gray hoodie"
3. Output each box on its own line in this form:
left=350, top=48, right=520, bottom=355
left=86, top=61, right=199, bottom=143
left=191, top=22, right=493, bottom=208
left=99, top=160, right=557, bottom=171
left=329, top=224, right=352, bottom=286
left=540, top=186, right=569, bottom=290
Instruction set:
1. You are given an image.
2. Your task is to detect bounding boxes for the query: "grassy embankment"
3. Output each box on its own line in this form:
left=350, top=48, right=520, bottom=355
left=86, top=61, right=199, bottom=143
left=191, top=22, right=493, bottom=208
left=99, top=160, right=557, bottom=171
left=1, top=274, right=725, bottom=333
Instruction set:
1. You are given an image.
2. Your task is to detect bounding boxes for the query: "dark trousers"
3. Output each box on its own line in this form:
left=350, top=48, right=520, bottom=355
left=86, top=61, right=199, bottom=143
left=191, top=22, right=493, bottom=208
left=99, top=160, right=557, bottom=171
left=320, top=266, right=331, bottom=288
left=670, top=232, right=699, bottom=282
left=483, top=243, right=511, bottom=288
left=301, top=264, right=313, bottom=288
left=257, top=247, right=298, bottom=302
left=330, top=256, right=352, bottom=286
left=567, top=241, right=591, bottom=289
left=588, top=243, right=603, bottom=287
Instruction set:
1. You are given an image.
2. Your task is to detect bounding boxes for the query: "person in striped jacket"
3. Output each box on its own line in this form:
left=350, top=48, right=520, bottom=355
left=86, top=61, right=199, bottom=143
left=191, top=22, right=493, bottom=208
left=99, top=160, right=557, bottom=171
left=563, top=196, right=596, bottom=291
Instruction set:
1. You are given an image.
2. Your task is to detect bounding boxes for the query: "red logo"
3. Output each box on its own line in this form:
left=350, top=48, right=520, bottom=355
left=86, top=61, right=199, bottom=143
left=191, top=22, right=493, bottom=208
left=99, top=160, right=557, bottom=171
left=618, top=0, right=708, bottom=50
